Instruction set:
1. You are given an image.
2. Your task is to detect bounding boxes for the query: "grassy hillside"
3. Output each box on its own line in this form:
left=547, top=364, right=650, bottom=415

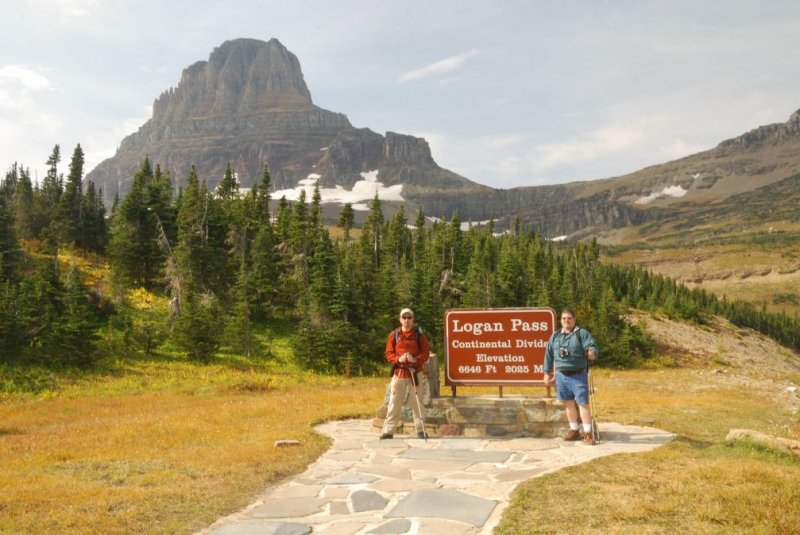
left=601, top=173, right=800, bottom=316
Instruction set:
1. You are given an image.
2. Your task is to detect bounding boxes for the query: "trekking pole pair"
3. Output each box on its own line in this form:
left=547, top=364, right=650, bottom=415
left=588, top=366, right=600, bottom=444
left=408, top=367, right=428, bottom=441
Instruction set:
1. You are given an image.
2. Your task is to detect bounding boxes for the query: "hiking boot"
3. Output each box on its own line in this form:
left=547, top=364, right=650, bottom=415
left=562, top=429, right=581, bottom=441
left=582, top=432, right=596, bottom=445
left=379, top=433, right=393, bottom=440
left=417, top=431, right=426, bottom=439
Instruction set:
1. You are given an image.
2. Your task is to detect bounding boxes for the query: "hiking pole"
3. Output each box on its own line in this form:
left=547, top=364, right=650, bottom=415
left=408, top=366, right=428, bottom=441
left=588, top=366, right=600, bottom=444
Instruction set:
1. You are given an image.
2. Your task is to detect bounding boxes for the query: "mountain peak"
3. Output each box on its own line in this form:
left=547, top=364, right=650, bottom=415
left=153, top=37, right=312, bottom=120
left=717, top=108, right=800, bottom=152
left=87, top=37, right=485, bottom=207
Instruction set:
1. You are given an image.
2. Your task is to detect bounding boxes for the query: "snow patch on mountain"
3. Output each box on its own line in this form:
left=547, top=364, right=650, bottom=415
left=272, top=170, right=404, bottom=210
left=426, top=216, right=494, bottom=231
left=635, top=184, right=689, bottom=204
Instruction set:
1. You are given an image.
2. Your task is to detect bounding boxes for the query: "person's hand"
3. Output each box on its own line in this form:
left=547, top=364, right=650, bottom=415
left=544, top=373, right=554, bottom=386
left=587, top=348, right=597, bottom=362
left=398, top=354, right=408, bottom=363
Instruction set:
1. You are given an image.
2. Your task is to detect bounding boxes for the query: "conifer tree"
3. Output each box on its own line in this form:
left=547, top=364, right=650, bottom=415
left=223, top=261, right=260, bottom=357
left=337, top=203, right=355, bottom=241
left=108, top=157, right=162, bottom=288
left=255, top=164, right=272, bottom=221
left=36, top=145, right=64, bottom=242
left=216, top=162, right=238, bottom=199
left=10, top=165, right=35, bottom=240
left=0, top=282, right=23, bottom=361
left=0, top=194, right=20, bottom=281
left=172, top=291, right=222, bottom=362
left=53, top=264, right=99, bottom=366
left=57, top=143, right=85, bottom=246
left=81, top=181, right=107, bottom=252
left=175, top=166, right=216, bottom=295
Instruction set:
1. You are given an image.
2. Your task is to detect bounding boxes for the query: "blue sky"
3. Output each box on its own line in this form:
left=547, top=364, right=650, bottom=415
left=2, top=0, right=800, bottom=189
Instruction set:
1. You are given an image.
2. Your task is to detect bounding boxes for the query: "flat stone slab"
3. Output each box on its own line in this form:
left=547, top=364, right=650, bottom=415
left=386, top=488, right=497, bottom=527
left=325, top=473, right=378, bottom=485
left=399, top=448, right=511, bottom=463
left=248, top=498, right=326, bottom=518
left=208, top=520, right=311, bottom=535
left=367, top=519, right=411, bottom=534
left=351, top=490, right=388, bottom=512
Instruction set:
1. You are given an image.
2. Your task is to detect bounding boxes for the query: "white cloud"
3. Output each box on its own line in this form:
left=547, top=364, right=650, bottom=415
left=398, top=49, right=480, bottom=83
left=532, top=122, right=645, bottom=173
left=52, top=0, right=99, bottom=21
left=0, top=65, right=52, bottom=92
left=0, top=65, right=61, bottom=175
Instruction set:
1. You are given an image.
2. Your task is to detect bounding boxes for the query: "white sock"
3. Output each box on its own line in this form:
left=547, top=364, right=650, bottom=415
left=583, top=423, right=592, bottom=433
left=569, top=422, right=579, bottom=431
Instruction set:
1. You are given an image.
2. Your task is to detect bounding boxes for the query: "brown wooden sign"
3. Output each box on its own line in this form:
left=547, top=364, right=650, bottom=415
left=444, top=307, right=556, bottom=386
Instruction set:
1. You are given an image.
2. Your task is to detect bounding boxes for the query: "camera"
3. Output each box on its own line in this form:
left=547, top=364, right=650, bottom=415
left=558, top=346, right=569, bottom=359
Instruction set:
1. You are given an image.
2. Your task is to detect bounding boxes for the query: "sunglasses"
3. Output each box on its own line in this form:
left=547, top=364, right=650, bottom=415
left=402, top=315, right=414, bottom=319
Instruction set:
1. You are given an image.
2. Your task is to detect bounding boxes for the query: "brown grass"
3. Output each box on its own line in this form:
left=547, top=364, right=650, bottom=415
left=0, top=365, right=385, bottom=534
left=603, top=244, right=800, bottom=316
left=2, top=346, right=798, bottom=533
left=495, top=368, right=800, bottom=535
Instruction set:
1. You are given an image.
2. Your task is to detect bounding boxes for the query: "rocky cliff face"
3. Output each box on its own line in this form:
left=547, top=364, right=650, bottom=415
left=86, top=38, right=485, bottom=210
left=716, top=109, right=800, bottom=153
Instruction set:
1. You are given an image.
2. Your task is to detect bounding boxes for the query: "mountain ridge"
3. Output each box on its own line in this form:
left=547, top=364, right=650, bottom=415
left=87, top=37, right=800, bottom=236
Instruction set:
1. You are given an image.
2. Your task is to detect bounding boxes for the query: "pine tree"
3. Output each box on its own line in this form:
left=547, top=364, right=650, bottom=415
left=256, top=164, right=272, bottom=221
left=10, top=165, right=35, bottom=240
left=54, top=264, right=99, bottom=366
left=173, top=166, right=229, bottom=296
left=81, top=181, right=108, bottom=253
left=223, top=261, right=260, bottom=357
left=0, top=282, right=23, bottom=361
left=35, top=145, right=63, bottom=242
left=216, top=162, right=238, bottom=199
left=172, top=291, right=222, bottom=362
left=0, top=194, right=20, bottom=281
left=108, top=157, right=163, bottom=288
left=57, top=143, right=85, bottom=246
left=337, top=203, right=355, bottom=241
left=251, top=209, right=277, bottom=319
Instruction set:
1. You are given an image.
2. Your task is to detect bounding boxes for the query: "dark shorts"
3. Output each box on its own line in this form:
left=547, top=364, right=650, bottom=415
left=555, top=370, right=590, bottom=405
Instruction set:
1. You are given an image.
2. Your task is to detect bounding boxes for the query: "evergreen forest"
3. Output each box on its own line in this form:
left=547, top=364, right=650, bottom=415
left=2, top=146, right=800, bottom=386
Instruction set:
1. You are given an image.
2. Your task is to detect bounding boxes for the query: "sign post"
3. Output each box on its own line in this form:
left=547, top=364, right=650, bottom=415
left=444, top=308, right=556, bottom=396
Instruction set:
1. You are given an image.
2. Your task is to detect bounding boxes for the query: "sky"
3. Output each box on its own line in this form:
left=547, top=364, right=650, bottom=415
left=2, top=0, right=800, bottom=190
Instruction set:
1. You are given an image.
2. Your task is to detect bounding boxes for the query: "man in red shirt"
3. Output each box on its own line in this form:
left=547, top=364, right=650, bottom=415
left=380, top=308, right=430, bottom=440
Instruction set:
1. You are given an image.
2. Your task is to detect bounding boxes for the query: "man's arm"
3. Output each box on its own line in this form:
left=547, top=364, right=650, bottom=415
left=581, top=329, right=599, bottom=363
left=543, top=334, right=555, bottom=384
left=385, top=332, right=399, bottom=364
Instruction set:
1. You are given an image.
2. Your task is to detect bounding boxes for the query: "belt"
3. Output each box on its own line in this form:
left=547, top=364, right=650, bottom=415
left=557, top=368, right=586, bottom=377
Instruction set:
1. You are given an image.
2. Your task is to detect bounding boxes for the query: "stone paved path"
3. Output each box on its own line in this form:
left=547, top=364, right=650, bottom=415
left=201, top=419, right=674, bottom=535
